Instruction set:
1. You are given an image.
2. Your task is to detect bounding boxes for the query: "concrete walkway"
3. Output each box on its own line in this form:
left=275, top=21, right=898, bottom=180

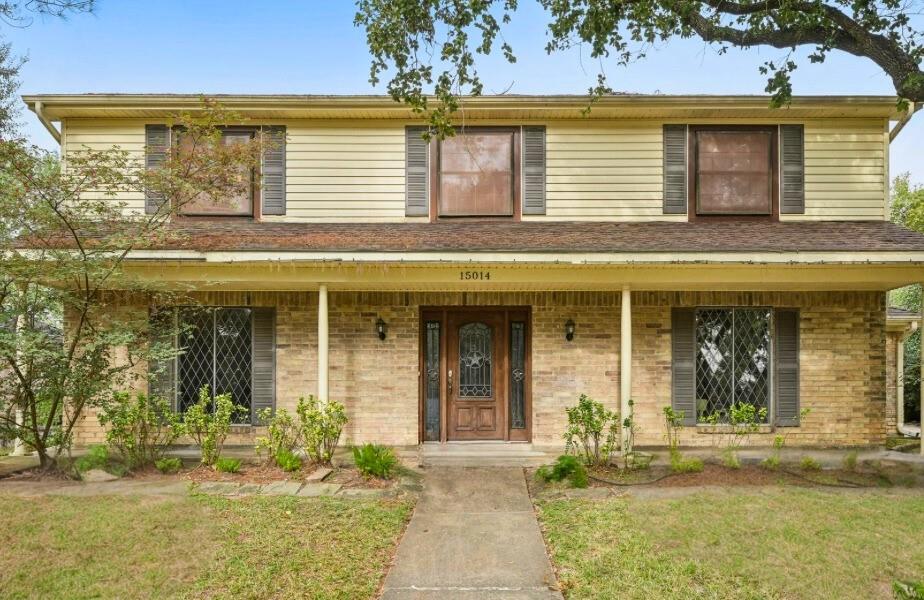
left=381, top=467, right=562, bottom=599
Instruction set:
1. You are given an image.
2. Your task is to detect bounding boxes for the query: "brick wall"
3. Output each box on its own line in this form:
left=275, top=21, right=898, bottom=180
left=70, top=290, right=888, bottom=449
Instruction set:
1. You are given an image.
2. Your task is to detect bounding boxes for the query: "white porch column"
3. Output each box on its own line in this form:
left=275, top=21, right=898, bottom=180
left=318, top=284, right=329, bottom=402
left=620, top=286, right=632, bottom=451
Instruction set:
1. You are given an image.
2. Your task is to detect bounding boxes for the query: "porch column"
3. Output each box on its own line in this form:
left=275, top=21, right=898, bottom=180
left=897, top=337, right=905, bottom=434
left=620, top=286, right=632, bottom=451
left=318, top=284, right=329, bottom=402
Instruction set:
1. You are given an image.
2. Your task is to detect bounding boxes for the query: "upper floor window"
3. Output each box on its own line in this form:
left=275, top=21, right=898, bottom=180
left=178, top=129, right=257, bottom=217
left=692, top=126, right=778, bottom=217
left=435, top=127, right=519, bottom=218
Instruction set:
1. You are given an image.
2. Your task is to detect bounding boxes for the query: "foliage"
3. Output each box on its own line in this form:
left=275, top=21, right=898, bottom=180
left=894, top=580, right=924, bottom=600
left=669, top=453, right=704, bottom=474
left=621, top=398, right=645, bottom=468
left=255, top=407, right=301, bottom=462
left=563, top=394, right=620, bottom=466
left=73, top=444, right=109, bottom=474
left=761, top=435, right=785, bottom=470
left=356, top=1, right=924, bottom=138
left=663, top=406, right=702, bottom=473
left=296, top=395, right=348, bottom=465
left=843, top=450, right=859, bottom=472
left=536, top=454, right=589, bottom=488
left=184, top=387, right=247, bottom=467
left=800, top=456, right=821, bottom=471
left=97, top=391, right=183, bottom=470
left=155, top=457, right=183, bottom=474
left=352, top=443, right=399, bottom=479
left=214, top=457, right=241, bottom=474
left=704, top=402, right=768, bottom=467
left=275, top=449, right=303, bottom=472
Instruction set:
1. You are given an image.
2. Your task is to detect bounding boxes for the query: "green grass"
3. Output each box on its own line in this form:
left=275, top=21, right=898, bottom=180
left=0, top=494, right=414, bottom=600
left=537, top=489, right=924, bottom=599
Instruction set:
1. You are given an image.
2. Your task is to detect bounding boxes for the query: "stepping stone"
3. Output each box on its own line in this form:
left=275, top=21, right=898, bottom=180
left=261, top=481, right=303, bottom=496
left=297, top=483, right=341, bottom=497
left=237, top=483, right=263, bottom=496
left=81, top=469, right=119, bottom=483
left=305, top=467, right=332, bottom=482
left=337, top=487, right=391, bottom=498
left=198, top=482, right=241, bottom=495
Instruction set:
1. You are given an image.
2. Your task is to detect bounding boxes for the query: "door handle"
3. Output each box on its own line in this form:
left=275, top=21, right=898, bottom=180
left=447, top=369, right=453, bottom=395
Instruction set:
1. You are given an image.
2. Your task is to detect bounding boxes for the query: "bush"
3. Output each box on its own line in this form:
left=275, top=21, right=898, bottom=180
left=536, top=454, right=589, bottom=488
left=761, top=455, right=781, bottom=470
left=297, top=395, right=348, bottom=465
left=184, top=387, right=248, bottom=466
left=352, top=443, right=398, bottom=479
left=255, top=407, right=301, bottom=462
left=670, top=453, right=704, bottom=474
left=215, top=457, right=242, bottom=473
left=155, top=457, right=183, bottom=474
left=721, top=448, right=741, bottom=469
left=98, top=391, right=184, bottom=471
left=275, top=449, right=303, bottom=472
left=563, top=394, right=619, bottom=466
left=800, top=456, right=821, bottom=471
left=893, top=580, right=924, bottom=600
left=843, top=450, right=858, bottom=472
left=74, top=445, right=110, bottom=473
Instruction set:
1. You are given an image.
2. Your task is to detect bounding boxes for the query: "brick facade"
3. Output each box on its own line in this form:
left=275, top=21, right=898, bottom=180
left=70, top=290, right=891, bottom=449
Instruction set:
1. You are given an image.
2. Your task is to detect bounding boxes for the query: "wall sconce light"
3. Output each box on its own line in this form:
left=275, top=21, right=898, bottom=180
left=564, top=319, right=575, bottom=342
left=376, top=317, right=388, bottom=341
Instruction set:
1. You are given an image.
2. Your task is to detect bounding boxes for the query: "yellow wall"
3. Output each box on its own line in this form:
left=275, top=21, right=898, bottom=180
left=62, top=115, right=890, bottom=222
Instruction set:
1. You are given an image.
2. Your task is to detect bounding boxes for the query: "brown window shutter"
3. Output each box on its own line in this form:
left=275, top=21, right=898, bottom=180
left=144, top=124, right=170, bottom=214
left=147, top=307, right=176, bottom=406
left=261, top=126, right=286, bottom=215
left=671, top=307, right=697, bottom=426
left=251, top=307, right=276, bottom=423
left=780, top=125, right=805, bottom=214
left=405, top=126, right=429, bottom=216
left=774, top=309, right=801, bottom=426
left=522, top=126, right=546, bottom=215
left=663, top=125, right=687, bottom=214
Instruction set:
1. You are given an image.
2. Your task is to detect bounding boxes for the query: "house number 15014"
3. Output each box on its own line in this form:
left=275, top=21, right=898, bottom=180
left=460, top=271, right=491, bottom=281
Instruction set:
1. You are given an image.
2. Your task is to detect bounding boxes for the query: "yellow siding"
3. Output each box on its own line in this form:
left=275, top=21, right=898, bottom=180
left=62, top=115, right=889, bottom=223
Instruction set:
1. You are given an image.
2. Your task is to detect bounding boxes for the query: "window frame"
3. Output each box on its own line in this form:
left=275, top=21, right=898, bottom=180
left=174, top=125, right=262, bottom=219
left=692, top=306, right=774, bottom=425
left=429, top=126, right=522, bottom=221
left=688, top=125, right=779, bottom=221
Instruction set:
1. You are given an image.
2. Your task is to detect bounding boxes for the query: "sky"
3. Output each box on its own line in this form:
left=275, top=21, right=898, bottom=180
left=4, top=0, right=922, bottom=184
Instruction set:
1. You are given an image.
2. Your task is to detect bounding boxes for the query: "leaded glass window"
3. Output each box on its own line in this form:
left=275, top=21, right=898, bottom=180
left=458, top=322, right=492, bottom=397
left=178, top=307, right=253, bottom=424
left=509, top=321, right=526, bottom=429
left=424, top=321, right=441, bottom=441
left=694, top=308, right=771, bottom=423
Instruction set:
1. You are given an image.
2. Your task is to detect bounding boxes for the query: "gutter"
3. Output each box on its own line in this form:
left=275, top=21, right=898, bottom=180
left=32, top=101, right=61, bottom=144
left=889, top=101, right=922, bottom=142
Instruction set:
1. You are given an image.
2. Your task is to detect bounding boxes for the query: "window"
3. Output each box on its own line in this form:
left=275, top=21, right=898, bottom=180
left=694, top=308, right=772, bottom=423
left=436, top=127, right=518, bottom=217
left=179, top=129, right=256, bottom=216
left=177, top=307, right=253, bottom=423
left=693, top=126, right=776, bottom=216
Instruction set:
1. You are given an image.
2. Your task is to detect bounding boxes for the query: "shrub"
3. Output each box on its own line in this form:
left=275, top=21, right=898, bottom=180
left=155, top=457, right=183, bottom=474
left=255, top=407, right=301, bottom=462
left=843, top=450, right=859, bottom=472
left=800, top=456, right=821, bottom=471
left=215, top=457, right=242, bottom=474
left=663, top=406, right=702, bottom=473
left=563, top=394, right=619, bottom=466
left=761, top=455, right=781, bottom=470
left=275, top=449, right=303, bottom=472
left=893, top=580, right=924, bottom=600
left=297, top=395, right=348, bottom=465
left=536, top=454, right=589, bottom=488
left=98, top=391, right=184, bottom=471
left=721, top=447, right=742, bottom=469
left=352, top=443, right=398, bottom=479
left=669, top=453, right=704, bottom=474
left=184, top=387, right=248, bottom=466
left=705, top=402, right=767, bottom=468
left=74, top=445, right=110, bottom=473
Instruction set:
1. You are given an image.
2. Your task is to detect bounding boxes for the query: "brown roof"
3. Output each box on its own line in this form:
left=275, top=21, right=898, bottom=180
left=129, top=220, right=924, bottom=254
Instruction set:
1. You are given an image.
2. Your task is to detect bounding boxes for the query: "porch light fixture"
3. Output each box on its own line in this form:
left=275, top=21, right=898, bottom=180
left=564, top=319, right=575, bottom=342
left=376, top=317, right=388, bottom=341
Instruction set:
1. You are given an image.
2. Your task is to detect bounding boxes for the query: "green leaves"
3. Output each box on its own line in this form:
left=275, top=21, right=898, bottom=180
left=184, top=386, right=248, bottom=467
left=296, top=395, right=348, bottom=465
left=563, top=393, right=620, bottom=466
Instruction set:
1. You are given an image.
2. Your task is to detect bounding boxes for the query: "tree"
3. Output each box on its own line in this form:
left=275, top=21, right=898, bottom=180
left=0, top=102, right=268, bottom=470
left=355, top=0, right=924, bottom=135
left=890, top=173, right=924, bottom=424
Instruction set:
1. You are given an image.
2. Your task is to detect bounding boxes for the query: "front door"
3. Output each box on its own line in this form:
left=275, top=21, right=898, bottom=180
left=420, top=307, right=531, bottom=442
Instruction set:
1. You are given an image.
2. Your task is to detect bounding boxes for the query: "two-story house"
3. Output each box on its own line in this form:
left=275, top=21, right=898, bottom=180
left=23, top=93, right=924, bottom=458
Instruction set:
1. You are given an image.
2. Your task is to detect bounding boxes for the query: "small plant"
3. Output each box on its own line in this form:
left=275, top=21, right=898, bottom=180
left=706, top=402, right=768, bottom=468
left=297, top=395, right=348, bottom=465
left=800, top=456, right=821, bottom=471
left=98, top=391, right=185, bottom=471
left=670, top=453, right=704, bottom=474
left=536, top=454, right=589, bottom=488
left=74, top=445, right=110, bottom=473
left=184, top=386, right=248, bottom=466
left=215, top=457, right=242, bottom=474
left=843, top=450, right=858, bottom=472
left=663, top=406, right=701, bottom=473
left=761, top=435, right=785, bottom=470
left=761, top=455, right=781, bottom=470
left=255, top=407, right=301, bottom=463
left=893, top=580, right=924, bottom=600
left=352, top=443, right=398, bottom=479
left=275, top=449, right=303, bottom=472
left=155, top=457, right=183, bottom=474
left=721, top=447, right=742, bottom=469
left=563, top=394, right=619, bottom=466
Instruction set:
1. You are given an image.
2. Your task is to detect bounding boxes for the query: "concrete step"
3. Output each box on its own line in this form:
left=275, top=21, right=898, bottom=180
left=419, top=443, right=553, bottom=467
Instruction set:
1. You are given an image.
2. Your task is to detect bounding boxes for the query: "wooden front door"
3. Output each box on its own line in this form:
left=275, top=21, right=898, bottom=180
left=420, top=307, right=531, bottom=443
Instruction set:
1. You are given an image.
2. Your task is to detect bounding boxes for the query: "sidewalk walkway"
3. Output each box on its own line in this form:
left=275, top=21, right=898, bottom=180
left=381, top=467, right=562, bottom=599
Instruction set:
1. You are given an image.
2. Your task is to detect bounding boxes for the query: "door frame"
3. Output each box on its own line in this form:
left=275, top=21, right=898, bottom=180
left=418, top=306, right=532, bottom=443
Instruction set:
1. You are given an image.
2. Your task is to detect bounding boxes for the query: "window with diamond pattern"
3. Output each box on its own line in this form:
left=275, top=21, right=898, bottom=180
left=694, top=308, right=771, bottom=423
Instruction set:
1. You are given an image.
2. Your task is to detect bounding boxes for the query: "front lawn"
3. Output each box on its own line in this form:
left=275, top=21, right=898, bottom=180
left=537, top=488, right=924, bottom=599
left=0, top=494, right=413, bottom=599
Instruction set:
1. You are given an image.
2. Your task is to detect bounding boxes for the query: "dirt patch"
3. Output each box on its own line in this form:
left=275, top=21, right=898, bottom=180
left=327, top=467, right=395, bottom=489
